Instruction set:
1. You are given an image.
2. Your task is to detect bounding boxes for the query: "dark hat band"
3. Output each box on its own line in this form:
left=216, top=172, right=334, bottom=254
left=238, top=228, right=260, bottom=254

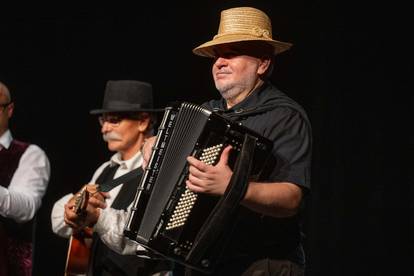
left=104, top=101, right=152, bottom=110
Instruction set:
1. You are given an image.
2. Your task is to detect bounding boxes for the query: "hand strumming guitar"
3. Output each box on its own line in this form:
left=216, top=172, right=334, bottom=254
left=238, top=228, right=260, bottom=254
left=64, top=184, right=110, bottom=231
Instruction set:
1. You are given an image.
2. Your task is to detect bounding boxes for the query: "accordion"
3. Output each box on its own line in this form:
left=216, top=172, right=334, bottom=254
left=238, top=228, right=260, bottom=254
left=124, top=102, right=273, bottom=273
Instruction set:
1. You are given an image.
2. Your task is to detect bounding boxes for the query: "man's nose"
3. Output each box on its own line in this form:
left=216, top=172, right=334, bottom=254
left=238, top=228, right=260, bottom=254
left=101, top=121, right=113, bottom=133
left=214, top=57, right=228, bottom=68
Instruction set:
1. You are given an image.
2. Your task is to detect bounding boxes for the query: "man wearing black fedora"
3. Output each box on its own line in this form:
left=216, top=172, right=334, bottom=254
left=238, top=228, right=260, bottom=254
left=51, top=80, right=172, bottom=275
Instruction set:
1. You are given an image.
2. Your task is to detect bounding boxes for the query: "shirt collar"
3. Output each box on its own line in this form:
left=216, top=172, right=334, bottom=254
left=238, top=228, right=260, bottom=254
left=109, top=150, right=143, bottom=170
left=0, top=129, right=12, bottom=150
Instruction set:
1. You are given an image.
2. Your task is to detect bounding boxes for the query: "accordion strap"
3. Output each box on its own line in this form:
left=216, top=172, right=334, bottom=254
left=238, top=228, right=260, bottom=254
left=186, top=133, right=257, bottom=267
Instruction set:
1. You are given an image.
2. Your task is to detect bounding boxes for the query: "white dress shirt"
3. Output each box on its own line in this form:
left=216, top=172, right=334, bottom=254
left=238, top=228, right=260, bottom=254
left=0, top=130, right=50, bottom=223
left=51, top=150, right=143, bottom=255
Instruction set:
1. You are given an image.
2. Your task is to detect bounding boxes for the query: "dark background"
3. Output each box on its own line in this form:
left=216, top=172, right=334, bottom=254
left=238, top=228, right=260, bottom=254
left=0, top=1, right=411, bottom=275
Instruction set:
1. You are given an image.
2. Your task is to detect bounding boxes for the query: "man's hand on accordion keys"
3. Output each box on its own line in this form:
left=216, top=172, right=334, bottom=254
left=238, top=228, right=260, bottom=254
left=186, top=145, right=233, bottom=196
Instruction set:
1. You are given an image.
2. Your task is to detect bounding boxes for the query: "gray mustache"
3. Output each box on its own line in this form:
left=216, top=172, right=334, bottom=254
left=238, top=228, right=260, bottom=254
left=103, top=132, right=122, bottom=142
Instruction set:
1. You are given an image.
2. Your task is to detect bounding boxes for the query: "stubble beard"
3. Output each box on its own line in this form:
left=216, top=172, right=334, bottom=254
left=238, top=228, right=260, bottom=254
left=215, top=74, right=257, bottom=103
left=216, top=82, right=245, bottom=102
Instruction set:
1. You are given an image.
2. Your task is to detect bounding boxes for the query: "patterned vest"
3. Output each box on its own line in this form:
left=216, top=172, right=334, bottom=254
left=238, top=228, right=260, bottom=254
left=0, top=139, right=33, bottom=276
left=0, top=139, right=30, bottom=188
left=0, top=139, right=33, bottom=241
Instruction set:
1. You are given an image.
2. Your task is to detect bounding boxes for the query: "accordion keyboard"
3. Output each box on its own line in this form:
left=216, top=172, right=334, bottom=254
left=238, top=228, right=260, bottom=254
left=166, top=144, right=224, bottom=230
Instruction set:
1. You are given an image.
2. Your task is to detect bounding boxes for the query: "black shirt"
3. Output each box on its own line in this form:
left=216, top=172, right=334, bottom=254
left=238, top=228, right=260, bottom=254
left=202, top=81, right=312, bottom=268
left=203, top=81, right=312, bottom=189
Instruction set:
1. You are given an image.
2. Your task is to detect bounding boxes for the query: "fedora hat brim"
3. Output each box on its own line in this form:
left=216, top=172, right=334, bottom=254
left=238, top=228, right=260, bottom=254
left=89, top=106, right=164, bottom=114
left=90, top=106, right=164, bottom=115
left=193, top=34, right=292, bottom=58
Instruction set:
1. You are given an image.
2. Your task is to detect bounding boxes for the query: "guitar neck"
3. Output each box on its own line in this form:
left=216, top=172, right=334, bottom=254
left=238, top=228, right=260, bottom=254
left=73, top=184, right=100, bottom=215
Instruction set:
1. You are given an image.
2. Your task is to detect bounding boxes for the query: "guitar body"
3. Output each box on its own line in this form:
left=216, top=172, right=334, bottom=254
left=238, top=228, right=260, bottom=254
left=65, top=227, right=93, bottom=276
left=64, top=185, right=98, bottom=276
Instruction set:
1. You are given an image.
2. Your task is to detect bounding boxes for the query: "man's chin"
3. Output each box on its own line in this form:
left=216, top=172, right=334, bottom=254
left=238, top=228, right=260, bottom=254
left=107, top=141, right=121, bottom=151
left=219, top=90, right=237, bottom=101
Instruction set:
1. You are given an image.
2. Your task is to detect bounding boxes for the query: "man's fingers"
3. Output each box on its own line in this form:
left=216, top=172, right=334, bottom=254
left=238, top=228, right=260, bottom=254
left=90, top=191, right=110, bottom=202
left=188, top=164, right=208, bottom=179
left=85, top=184, right=99, bottom=194
left=186, top=180, right=205, bottom=193
left=88, top=197, right=107, bottom=209
left=64, top=206, right=82, bottom=229
left=218, top=145, right=232, bottom=166
left=187, top=156, right=210, bottom=172
left=64, top=216, right=80, bottom=229
left=187, top=173, right=206, bottom=187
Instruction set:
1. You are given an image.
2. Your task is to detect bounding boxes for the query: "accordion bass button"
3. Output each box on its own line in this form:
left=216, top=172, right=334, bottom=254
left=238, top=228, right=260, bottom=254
left=201, top=259, right=210, bottom=268
left=173, top=247, right=182, bottom=255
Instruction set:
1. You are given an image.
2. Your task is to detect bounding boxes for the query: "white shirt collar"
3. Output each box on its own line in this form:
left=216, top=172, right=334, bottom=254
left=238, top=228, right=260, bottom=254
left=109, top=150, right=143, bottom=170
left=0, top=129, right=13, bottom=150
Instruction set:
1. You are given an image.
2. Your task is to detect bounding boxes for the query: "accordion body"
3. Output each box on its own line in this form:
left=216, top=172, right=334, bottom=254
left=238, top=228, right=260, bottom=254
left=124, top=102, right=273, bottom=272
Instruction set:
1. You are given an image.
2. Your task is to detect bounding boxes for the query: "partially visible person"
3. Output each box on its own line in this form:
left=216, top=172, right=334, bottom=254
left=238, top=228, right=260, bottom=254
left=0, top=81, right=50, bottom=276
left=51, top=80, right=173, bottom=276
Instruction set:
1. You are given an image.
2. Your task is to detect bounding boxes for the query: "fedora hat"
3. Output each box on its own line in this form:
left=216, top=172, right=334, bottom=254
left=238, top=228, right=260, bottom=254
left=90, top=80, right=163, bottom=114
left=193, top=7, right=293, bottom=58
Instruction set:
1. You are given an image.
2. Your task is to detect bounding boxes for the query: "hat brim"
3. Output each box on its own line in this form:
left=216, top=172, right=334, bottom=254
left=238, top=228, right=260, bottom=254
left=90, top=107, right=165, bottom=115
left=193, top=34, right=292, bottom=58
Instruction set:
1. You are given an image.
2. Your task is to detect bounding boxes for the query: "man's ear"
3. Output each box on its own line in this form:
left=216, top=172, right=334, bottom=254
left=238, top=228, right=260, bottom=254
left=137, top=117, right=150, bottom=133
left=257, top=58, right=271, bottom=75
left=7, top=102, right=14, bottom=119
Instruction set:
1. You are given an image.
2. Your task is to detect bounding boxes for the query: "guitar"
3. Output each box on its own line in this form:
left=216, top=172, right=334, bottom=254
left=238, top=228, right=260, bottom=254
left=64, top=185, right=98, bottom=276
left=63, top=169, right=141, bottom=275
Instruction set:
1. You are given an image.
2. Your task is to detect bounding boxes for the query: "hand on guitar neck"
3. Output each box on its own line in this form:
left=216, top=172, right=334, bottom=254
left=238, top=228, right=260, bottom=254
left=64, top=184, right=109, bottom=276
left=64, top=184, right=109, bottom=230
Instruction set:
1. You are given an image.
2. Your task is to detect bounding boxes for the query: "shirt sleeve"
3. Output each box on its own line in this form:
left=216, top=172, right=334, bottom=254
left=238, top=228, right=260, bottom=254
left=0, top=144, right=50, bottom=222
left=263, top=107, right=312, bottom=189
left=50, top=193, right=74, bottom=238
left=94, top=206, right=143, bottom=255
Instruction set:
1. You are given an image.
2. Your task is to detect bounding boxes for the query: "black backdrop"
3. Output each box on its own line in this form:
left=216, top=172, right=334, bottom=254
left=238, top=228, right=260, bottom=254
left=0, top=1, right=411, bottom=275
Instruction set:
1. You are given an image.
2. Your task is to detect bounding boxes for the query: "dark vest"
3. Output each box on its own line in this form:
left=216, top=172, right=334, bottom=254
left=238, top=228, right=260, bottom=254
left=90, top=164, right=173, bottom=276
left=0, top=139, right=30, bottom=188
left=0, top=139, right=34, bottom=276
left=0, top=139, right=34, bottom=241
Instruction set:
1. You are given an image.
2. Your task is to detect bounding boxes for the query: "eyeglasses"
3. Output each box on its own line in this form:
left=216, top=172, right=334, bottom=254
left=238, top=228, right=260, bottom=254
left=98, top=113, right=148, bottom=127
left=98, top=114, right=124, bottom=127
left=0, top=102, right=11, bottom=111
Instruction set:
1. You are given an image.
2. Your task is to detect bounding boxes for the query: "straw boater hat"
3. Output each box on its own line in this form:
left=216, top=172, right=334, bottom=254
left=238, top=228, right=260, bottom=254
left=193, top=7, right=292, bottom=58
